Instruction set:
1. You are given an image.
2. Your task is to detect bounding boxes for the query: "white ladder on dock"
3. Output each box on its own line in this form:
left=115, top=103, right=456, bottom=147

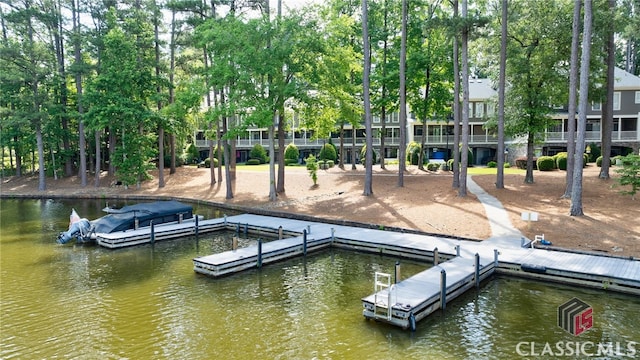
left=373, top=272, right=394, bottom=321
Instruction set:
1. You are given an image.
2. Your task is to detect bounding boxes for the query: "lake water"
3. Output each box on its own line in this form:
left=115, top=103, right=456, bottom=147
left=1, top=198, right=638, bottom=359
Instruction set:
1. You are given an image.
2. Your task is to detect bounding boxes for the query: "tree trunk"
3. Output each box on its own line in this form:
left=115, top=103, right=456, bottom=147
left=269, top=122, right=277, bottom=201
left=397, top=0, right=408, bottom=188
left=155, top=3, right=165, bottom=188
left=452, top=0, right=460, bottom=189
left=339, top=123, right=345, bottom=169
left=570, top=0, right=593, bottom=217
left=72, top=0, right=87, bottom=187
left=94, top=130, right=101, bottom=187
left=223, top=115, right=233, bottom=199
left=525, top=131, right=535, bottom=183
left=563, top=0, right=581, bottom=198
left=418, top=79, right=430, bottom=171
left=599, top=0, right=616, bottom=180
left=458, top=0, right=469, bottom=196
left=277, top=108, right=285, bottom=193
left=496, top=0, right=507, bottom=189
left=362, top=0, right=373, bottom=195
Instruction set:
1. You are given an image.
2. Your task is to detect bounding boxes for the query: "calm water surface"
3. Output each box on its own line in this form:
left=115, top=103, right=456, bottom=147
left=1, top=199, right=638, bottom=359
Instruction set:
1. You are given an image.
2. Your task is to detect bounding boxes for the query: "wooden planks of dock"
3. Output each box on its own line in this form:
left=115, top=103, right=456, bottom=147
left=191, top=214, right=640, bottom=331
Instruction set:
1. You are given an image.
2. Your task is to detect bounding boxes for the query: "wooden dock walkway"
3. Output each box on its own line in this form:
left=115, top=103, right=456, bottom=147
left=192, top=214, right=640, bottom=330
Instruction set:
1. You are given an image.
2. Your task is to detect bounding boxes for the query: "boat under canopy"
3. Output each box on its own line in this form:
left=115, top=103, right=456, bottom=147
left=93, top=201, right=194, bottom=234
left=57, top=200, right=194, bottom=244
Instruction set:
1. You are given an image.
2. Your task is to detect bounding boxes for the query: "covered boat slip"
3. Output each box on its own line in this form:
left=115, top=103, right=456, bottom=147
left=193, top=214, right=640, bottom=330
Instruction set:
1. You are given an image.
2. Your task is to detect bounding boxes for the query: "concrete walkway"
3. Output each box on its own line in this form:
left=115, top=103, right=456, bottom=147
left=467, top=176, right=527, bottom=249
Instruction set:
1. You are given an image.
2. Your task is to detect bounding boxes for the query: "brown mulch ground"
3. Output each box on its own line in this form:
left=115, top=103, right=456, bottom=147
left=1, top=164, right=638, bottom=259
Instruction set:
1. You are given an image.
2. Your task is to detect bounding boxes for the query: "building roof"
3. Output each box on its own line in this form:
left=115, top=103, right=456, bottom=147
left=614, top=67, right=640, bottom=90
left=468, top=78, right=497, bottom=101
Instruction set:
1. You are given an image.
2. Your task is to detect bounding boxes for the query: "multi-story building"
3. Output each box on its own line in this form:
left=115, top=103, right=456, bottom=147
left=195, top=67, right=640, bottom=165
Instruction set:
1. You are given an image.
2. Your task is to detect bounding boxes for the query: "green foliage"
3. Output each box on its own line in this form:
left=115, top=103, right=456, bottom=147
left=460, top=146, right=474, bottom=166
left=615, top=155, right=640, bottom=199
left=326, top=160, right=335, bottom=168
left=447, top=158, right=455, bottom=170
left=201, top=158, right=219, bottom=168
left=515, top=157, right=537, bottom=170
left=406, top=142, right=422, bottom=165
left=360, top=145, right=378, bottom=165
left=284, top=143, right=299, bottom=162
left=555, top=152, right=568, bottom=170
left=487, top=161, right=497, bottom=168
left=185, top=143, right=200, bottom=164
left=536, top=156, right=555, bottom=171
left=318, top=143, right=337, bottom=162
left=504, top=162, right=511, bottom=168
left=426, top=163, right=440, bottom=171
left=246, top=159, right=261, bottom=165
left=596, top=155, right=604, bottom=167
left=305, top=154, right=318, bottom=185
left=285, top=159, right=299, bottom=166
left=249, top=144, right=268, bottom=164
left=587, top=143, right=601, bottom=162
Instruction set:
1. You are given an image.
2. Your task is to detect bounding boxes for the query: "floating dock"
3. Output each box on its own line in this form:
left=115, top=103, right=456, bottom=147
left=192, top=214, right=640, bottom=331
left=362, top=255, right=496, bottom=331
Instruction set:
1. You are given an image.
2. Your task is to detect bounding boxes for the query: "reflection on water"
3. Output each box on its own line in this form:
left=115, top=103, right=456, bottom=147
left=1, top=199, right=638, bottom=359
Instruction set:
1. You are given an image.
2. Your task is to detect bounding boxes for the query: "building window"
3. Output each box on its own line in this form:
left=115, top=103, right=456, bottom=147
left=613, top=92, right=621, bottom=110
left=636, top=91, right=640, bottom=104
left=486, top=103, right=495, bottom=116
left=592, top=102, right=601, bottom=111
left=468, top=103, right=474, bottom=118
left=476, top=103, right=484, bottom=118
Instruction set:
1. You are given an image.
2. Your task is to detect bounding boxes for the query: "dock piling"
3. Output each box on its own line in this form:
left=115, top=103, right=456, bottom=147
left=475, top=253, right=480, bottom=289
left=232, top=236, right=238, bottom=250
left=331, top=228, right=335, bottom=242
left=455, top=245, right=460, bottom=257
left=395, top=261, right=401, bottom=283
left=257, top=239, right=262, bottom=268
left=150, top=221, right=155, bottom=243
left=195, top=216, right=199, bottom=236
left=440, top=269, right=447, bottom=310
left=433, top=247, right=439, bottom=265
left=307, top=225, right=311, bottom=234
left=303, top=230, right=307, bottom=256
left=494, top=249, right=500, bottom=267
left=235, top=223, right=240, bottom=236
left=278, top=226, right=283, bottom=240
left=244, top=223, right=248, bottom=236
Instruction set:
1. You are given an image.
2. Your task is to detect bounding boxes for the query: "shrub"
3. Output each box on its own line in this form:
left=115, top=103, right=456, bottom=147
left=555, top=152, right=568, bottom=170
left=588, top=143, right=601, bottom=162
left=447, top=158, right=455, bottom=170
left=326, top=160, right=335, bottom=168
left=615, top=154, right=640, bottom=199
left=284, top=143, right=299, bottom=163
left=246, top=159, right=261, bottom=165
left=285, top=159, right=298, bottom=166
left=487, top=161, right=497, bottom=168
left=360, top=145, right=378, bottom=165
left=426, top=162, right=440, bottom=171
left=536, top=156, right=555, bottom=171
left=185, top=143, right=200, bottom=164
left=459, top=146, right=474, bottom=166
left=305, top=154, right=318, bottom=185
left=504, top=162, right=511, bottom=168
left=249, top=144, right=268, bottom=164
left=596, top=155, right=603, bottom=167
left=202, top=158, right=219, bottom=168
left=406, top=141, right=422, bottom=165
left=319, top=143, right=337, bottom=162
left=212, top=146, right=225, bottom=165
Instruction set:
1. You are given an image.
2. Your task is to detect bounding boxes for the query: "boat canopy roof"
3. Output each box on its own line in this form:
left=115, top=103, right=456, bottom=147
left=91, top=201, right=193, bottom=234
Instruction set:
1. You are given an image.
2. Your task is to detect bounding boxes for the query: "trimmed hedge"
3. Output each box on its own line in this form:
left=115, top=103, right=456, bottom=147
left=319, top=143, right=337, bottom=162
left=555, top=152, right=568, bottom=170
left=426, top=163, right=440, bottom=171
left=284, top=143, right=299, bottom=163
left=487, top=161, right=497, bottom=168
left=246, top=159, right=261, bottom=165
left=249, top=144, right=268, bottom=164
left=537, top=156, right=555, bottom=171
left=515, top=156, right=537, bottom=170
